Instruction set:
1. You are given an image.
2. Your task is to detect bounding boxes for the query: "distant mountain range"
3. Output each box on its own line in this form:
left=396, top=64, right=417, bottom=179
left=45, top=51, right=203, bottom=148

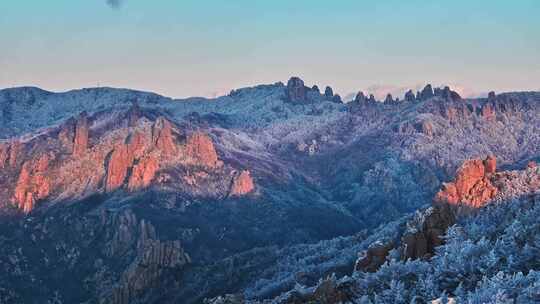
left=0, top=78, right=539, bottom=303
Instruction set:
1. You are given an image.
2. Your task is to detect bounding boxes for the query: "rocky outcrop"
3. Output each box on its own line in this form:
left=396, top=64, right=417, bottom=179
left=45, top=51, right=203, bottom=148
left=108, top=218, right=191, bottom=304
left=418, top=84, right=434, bottom=101
left=230, top=170, right=255, bottom=196
left=404, top=90, right=416, bottom=102
left=127, top=156, right=159, bottom=191
left=73, top=112, right=89, bottom=157
left=435, top=156, right=498, bottom=208
left=354, top=91, right=367, bottom=104
left=355, top=241, right=394, bottom=272
left=13, top=154, right=52, bottom=213
left=331, top=94, right=342, bottom=104
left=286, top=77, right=307, bottom=103
left=439, top=86, right=461, bottom=101
left=324, top=86, right=334, bottom=99
left=152, top=117, right=176, bottom=155
left=400, top=204, right=455, bottom=260
left=106, top=144, right=134, bottom=192
left=383, top=94, right=395, bottom=104
left=185, top=132, right=219, bottom=168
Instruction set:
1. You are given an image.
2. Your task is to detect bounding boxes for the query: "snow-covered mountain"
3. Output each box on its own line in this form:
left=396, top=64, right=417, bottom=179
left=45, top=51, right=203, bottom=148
left=0, top=78, right=539, bottom=303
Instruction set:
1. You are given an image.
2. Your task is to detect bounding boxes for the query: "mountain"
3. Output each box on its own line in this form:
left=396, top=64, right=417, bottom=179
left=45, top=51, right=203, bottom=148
left=0, top=78, right=539, bottom=303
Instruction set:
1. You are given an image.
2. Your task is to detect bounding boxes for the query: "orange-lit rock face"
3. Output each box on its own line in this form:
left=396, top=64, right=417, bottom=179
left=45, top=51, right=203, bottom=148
left=3, top=110, right=254, bottom=212
left=230, top=170, right=255, bottom=196
left=105, top=144, right=134, bottom=192
left=73, top=112, right=89, bottom=157
left=185, top=132, right=219, bottom=168
left=128, top=156, right=159, bottom=191
left=435, top=156, right=498, bottom=208
left=13, top=154, right=51, bottom=213
left=153, top=117, right=176, bottom=155
left=528, top=161, right=538, bottom=169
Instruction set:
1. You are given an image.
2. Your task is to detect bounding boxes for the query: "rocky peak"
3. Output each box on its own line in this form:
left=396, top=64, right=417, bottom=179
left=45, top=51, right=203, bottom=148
left=419, top=84, right=434, bottom=101
left=152, top=117, right=176, bottom=155
left=324, top=86, right=334, bottom=99
left=368, top=94, right=377, bottom=104
left=354, top=91, right=367, bottom=104
left=286, top=77, right=307, bottom=102
left=331, top=94, right=342, bottom=104
left=383, top=94, right=395, bottom=104
left=311, top=85, right=320, bottom=93
left=435, top=156, right=498, bottom=209
left=404, top=90, right=416, bottom=102
left=105, top=143, right=135, bottom=192
left=73, top=111, right=89, bottom=157
left=185, top=132, right=219, bottom=168
left=436, top=86, right=461, bottom=101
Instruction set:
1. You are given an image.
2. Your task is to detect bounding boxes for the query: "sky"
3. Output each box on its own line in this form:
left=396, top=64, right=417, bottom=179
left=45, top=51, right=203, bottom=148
left=1, top=0, right=539, bottom=99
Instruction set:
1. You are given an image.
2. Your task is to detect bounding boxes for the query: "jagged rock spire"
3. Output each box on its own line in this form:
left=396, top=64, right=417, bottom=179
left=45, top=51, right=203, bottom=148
left=286, top=77, right=307, bottom=102
left=419, top=84, right=434, bottom=101
left=324, top=86, right=334, bottom=99
left=354, top=91, right=367, bottom=103
left=404, top=90, right=416, bottom=102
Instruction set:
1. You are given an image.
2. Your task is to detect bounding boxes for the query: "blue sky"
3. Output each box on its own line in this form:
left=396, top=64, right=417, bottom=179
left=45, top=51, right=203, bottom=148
left=1, top=0, right=539, bottom=98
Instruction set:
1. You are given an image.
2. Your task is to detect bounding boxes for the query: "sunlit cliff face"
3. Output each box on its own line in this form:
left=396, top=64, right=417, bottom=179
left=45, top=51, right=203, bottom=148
left=1, top=105, right=255, bottom=213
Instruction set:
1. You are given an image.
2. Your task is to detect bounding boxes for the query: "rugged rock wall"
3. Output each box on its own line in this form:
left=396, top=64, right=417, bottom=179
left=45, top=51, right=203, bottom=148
left=0, top=109, right=255, bottom=213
